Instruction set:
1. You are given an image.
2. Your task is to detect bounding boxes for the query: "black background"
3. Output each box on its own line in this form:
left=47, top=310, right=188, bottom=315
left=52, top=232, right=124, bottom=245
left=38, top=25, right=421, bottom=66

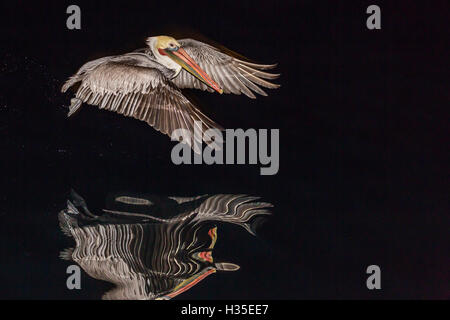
left=0, top=0, right=448, bottom=299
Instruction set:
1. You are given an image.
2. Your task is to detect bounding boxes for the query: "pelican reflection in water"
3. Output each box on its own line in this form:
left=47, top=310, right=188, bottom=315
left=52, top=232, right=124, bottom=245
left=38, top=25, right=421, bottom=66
left=59, top=191, right=272, bottom=300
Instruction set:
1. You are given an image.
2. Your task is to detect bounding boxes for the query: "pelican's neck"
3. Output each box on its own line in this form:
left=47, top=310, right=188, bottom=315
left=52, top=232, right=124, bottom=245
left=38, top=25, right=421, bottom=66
left=147, top=37, right=182, bottom=78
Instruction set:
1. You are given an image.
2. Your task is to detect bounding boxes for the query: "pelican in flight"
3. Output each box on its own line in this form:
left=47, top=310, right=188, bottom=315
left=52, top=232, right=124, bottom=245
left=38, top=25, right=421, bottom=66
left=62, top=36, right=280, bottom=149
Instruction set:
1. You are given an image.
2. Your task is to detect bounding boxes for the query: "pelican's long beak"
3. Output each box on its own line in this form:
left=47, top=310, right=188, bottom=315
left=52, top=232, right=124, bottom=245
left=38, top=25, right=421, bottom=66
left=165, top=48, right=223, bottom=94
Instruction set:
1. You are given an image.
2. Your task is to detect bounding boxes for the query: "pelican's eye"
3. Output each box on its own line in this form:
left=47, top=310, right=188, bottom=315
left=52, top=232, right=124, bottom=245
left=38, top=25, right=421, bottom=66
left=167, top=43, right=179, bottom=51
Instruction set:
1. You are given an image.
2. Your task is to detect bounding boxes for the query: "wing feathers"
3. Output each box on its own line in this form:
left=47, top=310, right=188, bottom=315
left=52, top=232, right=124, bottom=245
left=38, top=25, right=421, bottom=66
left=238, top=64, right=280, bottom=80
left=172, top=39, right=280, bottom=97
left=234, top=58, right=278, bottom=70
left=237, top=67, right=280, bottom=90
left=67, top=58, right=222, bottom=151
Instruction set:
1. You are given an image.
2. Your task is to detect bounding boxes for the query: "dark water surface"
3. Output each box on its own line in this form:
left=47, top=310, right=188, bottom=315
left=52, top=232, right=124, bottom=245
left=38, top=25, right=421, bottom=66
left=0, top=1, right=447, bottom=299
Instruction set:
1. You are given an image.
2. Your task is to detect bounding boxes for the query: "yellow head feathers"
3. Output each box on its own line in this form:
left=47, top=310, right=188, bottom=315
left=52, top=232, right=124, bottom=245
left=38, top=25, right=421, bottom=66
left=151, top=36, right=180, bottom=49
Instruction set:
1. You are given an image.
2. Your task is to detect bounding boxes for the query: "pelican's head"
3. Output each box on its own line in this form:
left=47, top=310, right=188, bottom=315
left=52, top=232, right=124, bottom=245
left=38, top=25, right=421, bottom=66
left=146, top=36, right=223, bottom=94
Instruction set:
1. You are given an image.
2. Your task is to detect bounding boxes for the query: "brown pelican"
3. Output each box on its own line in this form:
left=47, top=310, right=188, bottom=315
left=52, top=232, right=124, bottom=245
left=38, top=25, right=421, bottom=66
left=59, top=191, right=272, bottom=299
left=61, top=36, right=280, bottom=149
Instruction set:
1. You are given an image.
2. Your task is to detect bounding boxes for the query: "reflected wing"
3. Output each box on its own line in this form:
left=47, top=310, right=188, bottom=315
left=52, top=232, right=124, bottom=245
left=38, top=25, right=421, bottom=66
left=172, top=39, right=280, bottom=99
left=62, top=55, right=222, bottom=150
left=193, top=194, right=273, bottom=235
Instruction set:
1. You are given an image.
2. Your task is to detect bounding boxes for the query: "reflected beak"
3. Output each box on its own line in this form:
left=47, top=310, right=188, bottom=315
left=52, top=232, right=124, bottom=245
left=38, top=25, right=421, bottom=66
left=164, top=48, right=223, bottom=94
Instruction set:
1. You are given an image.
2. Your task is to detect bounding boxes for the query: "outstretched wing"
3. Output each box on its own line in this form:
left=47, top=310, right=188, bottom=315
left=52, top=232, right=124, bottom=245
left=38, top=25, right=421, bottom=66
left=192, top=194, right=273, bottom=235
left=62, top=54, right=222, bottom=151
left=171, top=39, right=280, bottom=99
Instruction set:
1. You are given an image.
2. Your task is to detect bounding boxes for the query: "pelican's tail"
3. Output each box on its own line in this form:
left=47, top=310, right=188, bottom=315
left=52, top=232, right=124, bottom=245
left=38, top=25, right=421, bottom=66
left=67, top=98, right=82, bottom=117
left=59, top=247, right=74, bottom=261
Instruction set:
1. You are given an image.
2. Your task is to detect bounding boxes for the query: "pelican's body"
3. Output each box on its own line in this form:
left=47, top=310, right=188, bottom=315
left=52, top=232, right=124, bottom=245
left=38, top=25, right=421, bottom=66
left=62, top=36, right=280, bottom=149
